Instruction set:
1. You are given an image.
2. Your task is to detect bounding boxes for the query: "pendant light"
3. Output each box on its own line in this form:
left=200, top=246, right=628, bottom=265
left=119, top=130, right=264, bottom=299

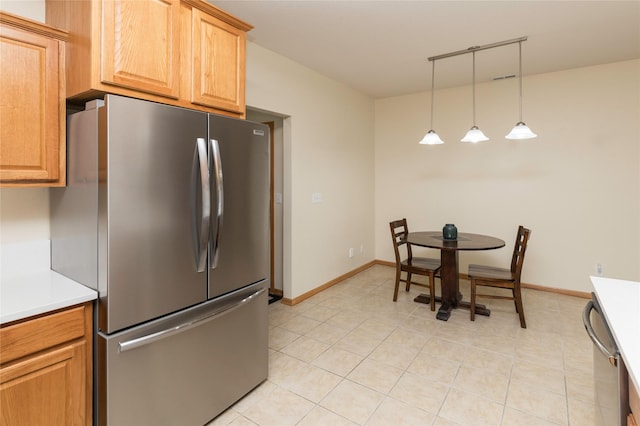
left=419, top=60, right=444, bottom=145
left=461, top=51, right=489, bottom=143
left=506, top=41, right=537, bottom=139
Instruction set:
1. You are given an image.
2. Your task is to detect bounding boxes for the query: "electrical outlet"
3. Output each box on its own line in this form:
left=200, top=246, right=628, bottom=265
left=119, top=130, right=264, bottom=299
left=349, top=248, right=354, bottom=258
left=596, top=263, right=603, bottom=276
left=311, top=193, right=322, bottom=203
left=360, top=244, right=364, bottom=254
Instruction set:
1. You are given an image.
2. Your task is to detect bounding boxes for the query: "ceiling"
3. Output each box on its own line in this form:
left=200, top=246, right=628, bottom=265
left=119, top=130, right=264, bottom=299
left=209, top=0, right=640, bottom=99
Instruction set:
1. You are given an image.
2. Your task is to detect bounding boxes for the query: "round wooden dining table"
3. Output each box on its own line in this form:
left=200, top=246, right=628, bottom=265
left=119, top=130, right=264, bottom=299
left=406, top=231, right=505, bottom=321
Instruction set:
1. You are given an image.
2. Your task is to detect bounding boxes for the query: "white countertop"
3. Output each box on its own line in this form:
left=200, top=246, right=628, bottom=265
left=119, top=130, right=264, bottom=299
left=1, top=240, right=97, bottom=324
left=591, top=276, right=640, bottom=392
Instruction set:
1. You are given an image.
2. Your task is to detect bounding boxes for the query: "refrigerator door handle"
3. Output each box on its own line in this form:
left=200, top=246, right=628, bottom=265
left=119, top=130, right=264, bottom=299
left=192, top=138, right=210, bottom=272
left=583, top=300, right=617, bottom=366
left=210, top=138, right=224, bottom=269
left=118, top=287, right=265, bottom=353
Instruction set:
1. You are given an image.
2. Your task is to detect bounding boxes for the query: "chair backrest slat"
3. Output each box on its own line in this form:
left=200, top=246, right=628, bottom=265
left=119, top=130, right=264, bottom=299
left=389, top=218, right=412, bottom=262
left=511, top=225, right=531, bottom=283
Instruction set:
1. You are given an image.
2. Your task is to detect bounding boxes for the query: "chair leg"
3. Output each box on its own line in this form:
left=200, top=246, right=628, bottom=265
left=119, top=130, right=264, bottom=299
left=393, top=268, right=401, bottom=302
left=514, top=289, right=526, bottom=328
left=429, top=273, right=435, bottom=311
left=405, top=272, right=412, bottom=291
left=470, top=279, right=476, bottom=321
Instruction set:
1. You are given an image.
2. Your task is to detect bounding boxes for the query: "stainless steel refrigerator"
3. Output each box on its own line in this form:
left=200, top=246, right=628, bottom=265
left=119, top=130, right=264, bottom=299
left=50, top=94, right=269, bottom=425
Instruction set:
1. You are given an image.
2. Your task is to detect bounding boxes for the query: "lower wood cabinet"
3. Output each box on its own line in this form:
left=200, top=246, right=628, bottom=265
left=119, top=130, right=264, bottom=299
left=0, top=302, right=93, bottom=426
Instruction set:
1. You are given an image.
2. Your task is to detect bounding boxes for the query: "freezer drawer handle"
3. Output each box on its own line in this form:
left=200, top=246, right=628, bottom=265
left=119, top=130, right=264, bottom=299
left=118, top=288, right=265, bottom=353
left=192, top=138, right=210, bottom=272
left=582, top=300, right=617, bottom=366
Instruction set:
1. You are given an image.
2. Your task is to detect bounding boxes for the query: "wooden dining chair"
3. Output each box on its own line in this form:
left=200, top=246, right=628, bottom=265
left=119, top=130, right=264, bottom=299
left=389, top=219, right=441, bottom=310
left=468, top=225, right=531, bottom=328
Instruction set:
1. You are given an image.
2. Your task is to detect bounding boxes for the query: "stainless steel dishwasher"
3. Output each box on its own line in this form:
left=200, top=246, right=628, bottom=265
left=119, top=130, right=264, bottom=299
left=583, top=293, right=629, bottom=426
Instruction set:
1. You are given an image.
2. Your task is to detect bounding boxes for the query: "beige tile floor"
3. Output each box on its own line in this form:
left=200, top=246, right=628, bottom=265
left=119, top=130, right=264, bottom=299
left=209, top=265, right=599, bottom=426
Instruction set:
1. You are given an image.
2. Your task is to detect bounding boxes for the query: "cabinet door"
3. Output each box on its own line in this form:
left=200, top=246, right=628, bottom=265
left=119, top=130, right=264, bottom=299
left=191, top=8, right=245, bottom=113
left=0, top=342, right=87, bottom=426
left=102, top=0, right=180, bottom=99
left=0, top=25, right=61, bottom=183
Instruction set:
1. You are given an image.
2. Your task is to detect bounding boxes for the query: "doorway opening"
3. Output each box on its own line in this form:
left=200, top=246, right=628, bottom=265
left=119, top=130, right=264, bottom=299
left=246, top=108, right=285, bottom=303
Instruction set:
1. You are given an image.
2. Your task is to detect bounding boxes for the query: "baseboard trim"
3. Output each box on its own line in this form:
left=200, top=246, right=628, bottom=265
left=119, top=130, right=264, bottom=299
left=269, top=288, right=283, bottom=296
left=377, top=260, right=395, bottom=268
left=278, top=259, right=591, bottom=306
left=377, top=259, right=591, bottom=299
left=456, top=272, right=591, bottom=299
left=521, top=282, right=591, bottom=299
left=280, top=260, right=377, bottom=306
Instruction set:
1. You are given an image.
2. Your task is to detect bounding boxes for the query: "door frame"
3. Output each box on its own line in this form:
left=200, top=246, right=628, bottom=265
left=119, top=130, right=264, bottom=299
left=265, top=121, right=282, bottom=297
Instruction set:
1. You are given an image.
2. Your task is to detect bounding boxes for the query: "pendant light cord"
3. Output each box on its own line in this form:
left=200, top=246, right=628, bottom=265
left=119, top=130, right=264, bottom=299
left=430, top=60, right=436, bottom=129
left=472, top=51, right=476, bottom=126
left=517, top=41, right=523, bottom=123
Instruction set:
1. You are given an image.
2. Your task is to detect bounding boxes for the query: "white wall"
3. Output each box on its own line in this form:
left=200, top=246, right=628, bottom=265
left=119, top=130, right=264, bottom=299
left=375, top=60, right=640, bottom=292
left=0, top=0, right=44, bottom=22
left=244, top=43, right=376, bottom=300
left=0, top=188, right=49, bottom=243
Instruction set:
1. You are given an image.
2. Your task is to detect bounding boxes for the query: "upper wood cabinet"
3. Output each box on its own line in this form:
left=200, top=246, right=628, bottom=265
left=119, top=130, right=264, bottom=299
left=46, top=0, right=251, bottom=118
left=0, top=12, right=67, bottom=186
left=188, top=7, right=246, bottom=113
left=102, top=0, right=181, bottom=99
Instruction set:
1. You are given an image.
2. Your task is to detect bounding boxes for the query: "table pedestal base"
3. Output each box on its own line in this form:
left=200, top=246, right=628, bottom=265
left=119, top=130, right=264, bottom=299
left=414, top=294, right=491, bottom=321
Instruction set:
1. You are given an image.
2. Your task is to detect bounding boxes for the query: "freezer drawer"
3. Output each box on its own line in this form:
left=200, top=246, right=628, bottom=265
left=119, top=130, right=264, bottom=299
left=97, top=282, right=268, bottom=426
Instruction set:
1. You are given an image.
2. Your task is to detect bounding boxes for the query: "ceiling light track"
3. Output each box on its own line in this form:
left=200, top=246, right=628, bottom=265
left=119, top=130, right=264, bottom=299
left=427, top=36, right=528, bottom=62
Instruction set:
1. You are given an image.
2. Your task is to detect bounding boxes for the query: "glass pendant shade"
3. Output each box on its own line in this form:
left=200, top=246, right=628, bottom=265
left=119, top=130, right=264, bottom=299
left=506, top=122, right=537, bottom=139
left=461, top=126, right=489, bottom=143
left=419, top=129, right=444, bottom=145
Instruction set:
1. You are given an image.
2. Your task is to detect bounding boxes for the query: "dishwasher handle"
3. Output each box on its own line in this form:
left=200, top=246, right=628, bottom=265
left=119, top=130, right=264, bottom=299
left=119, top=288, right=265, bottom=353
left=583, top=300, right=617, bottom=366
